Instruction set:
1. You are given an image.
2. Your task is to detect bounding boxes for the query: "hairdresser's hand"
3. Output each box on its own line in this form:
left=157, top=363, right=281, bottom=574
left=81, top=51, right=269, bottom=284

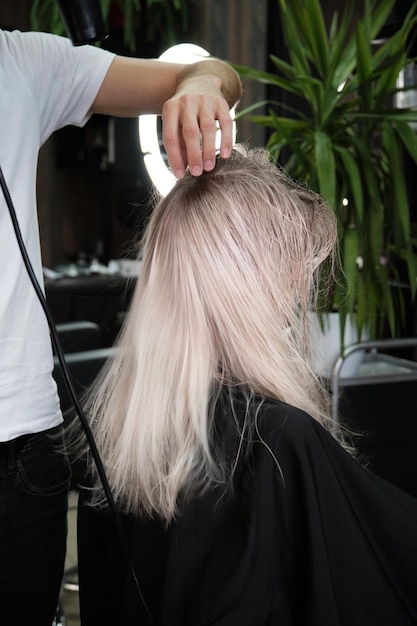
left=162, top=73, right=235, bottom=179
left=92, top=56, right=241, bottom=179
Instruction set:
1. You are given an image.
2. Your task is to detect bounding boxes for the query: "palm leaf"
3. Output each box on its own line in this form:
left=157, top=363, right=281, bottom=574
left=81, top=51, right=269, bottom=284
left=289, top=0, right=329, bottom=76
left=355, top=21, right=373, bottom=110
left=334, top=146, right=364, bottom=224
left=394, top=120, right=417, bottom=166
left=343, top=226, right=360, bottom=314
left=383, top=125, right=410, bottom=242
left=314, top=131, right=336, bottom=208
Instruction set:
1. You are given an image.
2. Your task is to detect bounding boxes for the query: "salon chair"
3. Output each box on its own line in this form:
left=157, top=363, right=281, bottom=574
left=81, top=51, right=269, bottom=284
left=52, top=341, right=118, bottom=603
left=52, top=345, right=117, bottom=416
left=332, top=338, right=417, bottom=497
left=54, top=320, right=104, bottom=354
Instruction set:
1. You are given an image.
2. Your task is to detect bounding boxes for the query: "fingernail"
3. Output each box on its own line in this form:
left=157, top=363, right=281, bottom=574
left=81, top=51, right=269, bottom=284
left=204, top=160, right=214, bottom=171
left=174, top=169, right=185, bottom=179
left=191, top=165, right=203, bottom=176
left=221, top=148, right=231, bottom=158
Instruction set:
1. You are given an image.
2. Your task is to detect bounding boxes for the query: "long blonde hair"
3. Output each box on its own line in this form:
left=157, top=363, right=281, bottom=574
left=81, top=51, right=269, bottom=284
left=84, top=146, right=337, bottom=522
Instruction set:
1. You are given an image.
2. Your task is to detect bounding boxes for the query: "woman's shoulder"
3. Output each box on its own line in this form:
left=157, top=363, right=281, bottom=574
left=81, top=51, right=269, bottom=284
left=252, top=395, right=330, bottom=448
left=238, top=394, right=362, bottom=486
left=218, top=390, right=340, bottom=468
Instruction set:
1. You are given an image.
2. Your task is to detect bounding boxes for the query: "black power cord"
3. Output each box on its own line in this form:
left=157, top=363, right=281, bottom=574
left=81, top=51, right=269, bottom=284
left=0, top=165, right=155, bottom=626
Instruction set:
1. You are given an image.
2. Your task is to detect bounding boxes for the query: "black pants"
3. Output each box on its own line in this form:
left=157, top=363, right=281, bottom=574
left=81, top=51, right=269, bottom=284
left=0, top=425, right=70, bottom=626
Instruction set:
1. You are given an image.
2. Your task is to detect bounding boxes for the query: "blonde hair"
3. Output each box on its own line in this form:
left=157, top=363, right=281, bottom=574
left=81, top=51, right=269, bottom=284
left=84, top=146, right=337, bottom=523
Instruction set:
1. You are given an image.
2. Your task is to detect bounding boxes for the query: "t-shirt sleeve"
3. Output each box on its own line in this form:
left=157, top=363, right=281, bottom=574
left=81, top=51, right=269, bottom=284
left=5, top=30, right=115, bottom=143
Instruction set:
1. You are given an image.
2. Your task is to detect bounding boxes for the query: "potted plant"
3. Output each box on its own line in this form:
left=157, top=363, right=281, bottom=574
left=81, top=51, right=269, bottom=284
left=233, top=0, right=417, bottom=353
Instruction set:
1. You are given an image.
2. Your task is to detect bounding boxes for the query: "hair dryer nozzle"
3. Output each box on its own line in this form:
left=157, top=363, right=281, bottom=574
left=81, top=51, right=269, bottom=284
left=56, top=0, right=107, bottom=46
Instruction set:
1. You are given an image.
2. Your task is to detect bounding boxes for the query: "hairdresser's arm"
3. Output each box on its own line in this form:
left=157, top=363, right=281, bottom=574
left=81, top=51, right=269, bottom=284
left=91, top=56, right=242, bottom=178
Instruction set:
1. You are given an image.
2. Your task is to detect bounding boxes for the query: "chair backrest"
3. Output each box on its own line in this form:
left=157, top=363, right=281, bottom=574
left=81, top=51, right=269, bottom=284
left=53, top=347, right=117, bottom=415
left=54, top=321, right=104, bottom=354
left=332, top=338, right=417, bottom=498
left=53, top=346, right=118, bottom=491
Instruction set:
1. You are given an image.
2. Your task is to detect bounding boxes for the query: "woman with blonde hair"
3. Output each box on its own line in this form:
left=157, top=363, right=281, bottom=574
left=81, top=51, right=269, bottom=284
left=77, top=146, right=417, bottom=625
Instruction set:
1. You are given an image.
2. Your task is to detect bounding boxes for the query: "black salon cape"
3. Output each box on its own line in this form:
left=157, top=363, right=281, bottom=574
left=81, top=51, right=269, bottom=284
left=77, top=397, right=417, bottom=625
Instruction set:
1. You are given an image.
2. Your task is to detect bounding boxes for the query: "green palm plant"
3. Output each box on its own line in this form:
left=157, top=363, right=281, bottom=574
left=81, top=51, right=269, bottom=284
left=234, top=0, right=417, bottom=347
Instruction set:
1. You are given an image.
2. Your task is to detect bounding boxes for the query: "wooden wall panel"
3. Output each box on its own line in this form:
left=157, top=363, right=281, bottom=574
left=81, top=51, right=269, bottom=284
left=196, top=0, right=268, bottom=147
left=0, top=0, right=31, bottom=30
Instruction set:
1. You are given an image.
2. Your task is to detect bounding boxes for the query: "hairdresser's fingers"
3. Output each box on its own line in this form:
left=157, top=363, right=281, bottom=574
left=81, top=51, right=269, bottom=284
left=162, top=95, right=204, bottom=177
left=196, top=106, right=218, bottom=174
left=199, top=101, right=234, bottom=171
left=216, top=106, right=234, bottom=162
left=162, top=94, right=233, bottom=178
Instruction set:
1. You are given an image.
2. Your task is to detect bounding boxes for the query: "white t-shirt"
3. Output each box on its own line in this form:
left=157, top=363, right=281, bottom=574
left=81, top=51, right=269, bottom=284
left=0, top=30, right=115, bottom=441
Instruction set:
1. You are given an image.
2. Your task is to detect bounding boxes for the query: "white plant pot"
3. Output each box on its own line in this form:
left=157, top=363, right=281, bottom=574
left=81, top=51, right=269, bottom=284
left=309, top=312, right=367, bottom=379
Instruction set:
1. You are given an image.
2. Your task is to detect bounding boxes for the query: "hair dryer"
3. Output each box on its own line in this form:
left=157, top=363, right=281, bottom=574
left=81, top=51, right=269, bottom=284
left=56, top=0, right=107, bottom=45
